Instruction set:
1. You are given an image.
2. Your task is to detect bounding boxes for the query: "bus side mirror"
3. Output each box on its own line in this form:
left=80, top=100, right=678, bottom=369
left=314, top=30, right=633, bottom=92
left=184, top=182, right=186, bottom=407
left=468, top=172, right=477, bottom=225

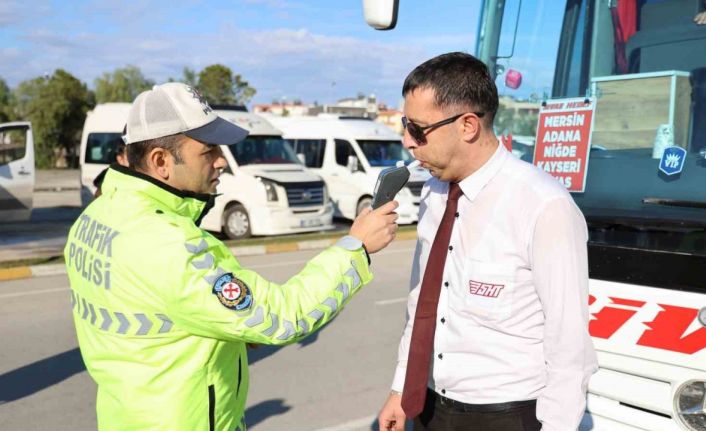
left=363, top=0, right=399, bottom=30
left=347, top=155, right=359, bottom=173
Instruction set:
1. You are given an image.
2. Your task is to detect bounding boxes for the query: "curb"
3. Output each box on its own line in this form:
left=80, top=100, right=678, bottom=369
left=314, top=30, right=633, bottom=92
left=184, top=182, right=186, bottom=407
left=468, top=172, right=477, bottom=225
left=35, top=186, right=81, bottom=192
left=0, top=230, right=418, bottom=282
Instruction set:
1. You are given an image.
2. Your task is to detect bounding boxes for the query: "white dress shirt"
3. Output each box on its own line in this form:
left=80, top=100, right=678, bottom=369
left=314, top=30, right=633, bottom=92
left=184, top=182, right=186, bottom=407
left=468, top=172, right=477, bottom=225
left=392, top=143, right=598, bottom=431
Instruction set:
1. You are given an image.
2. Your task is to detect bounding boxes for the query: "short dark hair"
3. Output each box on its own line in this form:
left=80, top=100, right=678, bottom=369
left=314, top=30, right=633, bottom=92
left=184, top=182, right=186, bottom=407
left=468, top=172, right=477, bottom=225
left=402, top=52, right=499, bottom=126
left=126, top=134, right=185, bottom=171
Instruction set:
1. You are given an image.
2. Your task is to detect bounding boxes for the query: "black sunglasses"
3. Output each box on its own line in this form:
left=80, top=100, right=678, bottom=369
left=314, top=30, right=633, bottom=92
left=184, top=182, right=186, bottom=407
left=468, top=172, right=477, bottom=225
left=402, top=112, right=485, bottom=143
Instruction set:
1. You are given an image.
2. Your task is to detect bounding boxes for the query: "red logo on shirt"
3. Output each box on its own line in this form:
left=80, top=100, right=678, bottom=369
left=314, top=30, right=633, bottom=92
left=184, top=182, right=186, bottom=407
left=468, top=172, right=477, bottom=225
left=469, top=280, right=504, bottom=298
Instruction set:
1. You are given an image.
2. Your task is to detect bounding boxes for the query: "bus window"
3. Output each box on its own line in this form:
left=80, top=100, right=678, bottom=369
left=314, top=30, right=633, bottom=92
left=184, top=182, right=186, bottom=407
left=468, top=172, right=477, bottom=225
left=491, top=0, right=706, bottom=269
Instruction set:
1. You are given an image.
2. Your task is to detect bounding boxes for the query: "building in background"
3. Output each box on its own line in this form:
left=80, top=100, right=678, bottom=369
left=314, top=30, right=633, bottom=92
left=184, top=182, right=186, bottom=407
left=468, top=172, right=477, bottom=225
left=254, top=93, right=402, bottom=135
left=376, top=108, right=403, bottom=135
left=255, top=93, right=380, bottom=118
left=253, top=100, right=311, bottom=117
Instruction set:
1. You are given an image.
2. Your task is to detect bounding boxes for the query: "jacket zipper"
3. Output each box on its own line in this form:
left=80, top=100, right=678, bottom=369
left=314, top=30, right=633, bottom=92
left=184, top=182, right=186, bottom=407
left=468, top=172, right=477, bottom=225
left=208, top=384, right=215, bottom=431
left=236, top=355, right=242, bottom=398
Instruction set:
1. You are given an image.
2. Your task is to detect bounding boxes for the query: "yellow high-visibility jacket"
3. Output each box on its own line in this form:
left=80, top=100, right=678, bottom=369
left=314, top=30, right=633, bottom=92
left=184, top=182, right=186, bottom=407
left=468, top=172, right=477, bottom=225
left=64, top=165, right=372, bottom=431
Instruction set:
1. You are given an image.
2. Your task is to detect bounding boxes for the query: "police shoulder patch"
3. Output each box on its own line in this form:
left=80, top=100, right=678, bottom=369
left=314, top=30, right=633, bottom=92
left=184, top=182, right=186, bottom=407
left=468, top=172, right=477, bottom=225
left=212, top=273, right=253, bottom=311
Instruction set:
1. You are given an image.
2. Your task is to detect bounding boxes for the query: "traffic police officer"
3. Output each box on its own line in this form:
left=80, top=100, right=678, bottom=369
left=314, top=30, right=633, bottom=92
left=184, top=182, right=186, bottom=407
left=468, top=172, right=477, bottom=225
left=65, top=82, right=399, bottom=431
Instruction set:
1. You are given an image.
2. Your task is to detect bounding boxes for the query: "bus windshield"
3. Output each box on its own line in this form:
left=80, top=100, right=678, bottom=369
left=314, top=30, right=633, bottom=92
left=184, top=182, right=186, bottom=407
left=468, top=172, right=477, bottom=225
left=491, top=0, right=706, bottom=260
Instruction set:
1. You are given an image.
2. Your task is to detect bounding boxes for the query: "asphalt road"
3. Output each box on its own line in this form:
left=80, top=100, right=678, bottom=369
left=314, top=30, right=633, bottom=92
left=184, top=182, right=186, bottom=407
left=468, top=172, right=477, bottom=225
left=0, top=239, right=417, bottom=431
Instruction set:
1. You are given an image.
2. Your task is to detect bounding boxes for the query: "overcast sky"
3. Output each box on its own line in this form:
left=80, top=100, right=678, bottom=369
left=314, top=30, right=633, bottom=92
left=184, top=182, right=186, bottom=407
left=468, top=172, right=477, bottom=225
left=0, top=0, right=482, bottom=108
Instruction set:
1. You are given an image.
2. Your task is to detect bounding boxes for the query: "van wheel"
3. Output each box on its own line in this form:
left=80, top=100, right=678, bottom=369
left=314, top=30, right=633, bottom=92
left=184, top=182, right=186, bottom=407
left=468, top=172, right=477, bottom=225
left=356, top=196, right=373, bottom=216
left=223, top=204, right=251, bottom=240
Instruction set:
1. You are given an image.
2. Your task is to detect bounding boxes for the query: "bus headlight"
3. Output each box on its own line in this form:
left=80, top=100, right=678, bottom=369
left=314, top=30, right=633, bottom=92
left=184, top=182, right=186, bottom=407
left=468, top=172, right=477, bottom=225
left=698, top=307, right=706, bottom=327
left=258, top=178, right=278, bottom=202
left=674, top=380, right=706, bottom=430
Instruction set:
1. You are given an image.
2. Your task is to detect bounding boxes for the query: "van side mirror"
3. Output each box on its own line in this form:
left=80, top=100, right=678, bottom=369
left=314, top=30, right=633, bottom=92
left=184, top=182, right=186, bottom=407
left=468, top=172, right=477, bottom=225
left=363, top=0, right=399, bottom=30
left=347, top=155, right=359, bottom=173
left=297, top=153, right=306, bottom=164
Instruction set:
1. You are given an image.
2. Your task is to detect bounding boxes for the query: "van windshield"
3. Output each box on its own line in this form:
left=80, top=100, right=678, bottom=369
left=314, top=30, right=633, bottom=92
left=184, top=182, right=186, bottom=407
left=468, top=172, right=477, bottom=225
left=357, top=140, right=413, bottom=167
left=228, top=135, right=300, bottom=165
left=86, top=133, right=123, bottom=164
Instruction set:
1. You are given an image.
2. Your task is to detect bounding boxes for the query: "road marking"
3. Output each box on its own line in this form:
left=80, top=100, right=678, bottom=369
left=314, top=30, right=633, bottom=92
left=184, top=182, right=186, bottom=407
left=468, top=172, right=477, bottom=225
left=312, top=415, right=377, bottom=431
left=375, top=297, right=408, bottom=306
left=0, top=287, right=67, bottom=299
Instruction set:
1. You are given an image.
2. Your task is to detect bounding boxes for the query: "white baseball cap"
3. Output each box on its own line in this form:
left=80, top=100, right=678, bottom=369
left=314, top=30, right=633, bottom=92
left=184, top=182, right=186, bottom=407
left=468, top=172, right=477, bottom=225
left=124, top=82, right=248, bottom=146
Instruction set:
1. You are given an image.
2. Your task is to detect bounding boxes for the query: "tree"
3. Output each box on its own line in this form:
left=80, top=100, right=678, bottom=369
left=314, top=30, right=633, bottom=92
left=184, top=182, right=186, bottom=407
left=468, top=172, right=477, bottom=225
left=11, top=70, right=93, bottom=168
left=494, top=103, right=516, bottom=135
left=94, top=66, right=154, bottom=103
left=233, top=74, right=256, bottom=105
left=197, top=64, right=256, bottom=105
left=494, top=101, right=539, bottom=136
left=182, top=67, right=198, bottom=87
left=515, top=111, right=539, bottom=136
left=0, top=77, right=11, bottom=122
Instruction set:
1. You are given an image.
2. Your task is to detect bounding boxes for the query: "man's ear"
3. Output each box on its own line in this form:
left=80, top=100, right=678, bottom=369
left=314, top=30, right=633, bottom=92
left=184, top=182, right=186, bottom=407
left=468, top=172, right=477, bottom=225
left=461, top=113, right=482, bottom=143
left=147, top=148, right=171, bottom=181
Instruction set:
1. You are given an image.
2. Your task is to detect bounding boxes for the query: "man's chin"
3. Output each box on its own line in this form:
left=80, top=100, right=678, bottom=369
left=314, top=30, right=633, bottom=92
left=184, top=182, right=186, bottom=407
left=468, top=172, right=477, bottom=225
left=207, top=179, right=220, bottom=194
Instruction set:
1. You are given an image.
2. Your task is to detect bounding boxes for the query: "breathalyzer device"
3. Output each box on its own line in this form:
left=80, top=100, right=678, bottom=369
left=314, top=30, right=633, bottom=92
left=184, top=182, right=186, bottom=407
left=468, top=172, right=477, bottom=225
left=371, top=160, right=421, bottom=209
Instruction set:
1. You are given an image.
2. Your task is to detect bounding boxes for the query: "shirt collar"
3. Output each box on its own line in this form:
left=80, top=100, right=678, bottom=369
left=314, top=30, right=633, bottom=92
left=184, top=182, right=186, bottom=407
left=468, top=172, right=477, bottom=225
left=456, top=142, right=509, bottom=202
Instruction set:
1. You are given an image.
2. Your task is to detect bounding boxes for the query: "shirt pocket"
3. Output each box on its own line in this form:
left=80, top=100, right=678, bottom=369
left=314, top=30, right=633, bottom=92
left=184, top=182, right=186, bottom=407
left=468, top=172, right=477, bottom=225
left=449, top=260, right=516, bottom=321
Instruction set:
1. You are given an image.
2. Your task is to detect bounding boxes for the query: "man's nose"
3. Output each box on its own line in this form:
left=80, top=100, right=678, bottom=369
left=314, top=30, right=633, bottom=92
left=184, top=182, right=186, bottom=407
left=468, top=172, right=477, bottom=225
left=402, top=129, right=418, bottom=150
left=213, top=147, right=227, bottom=169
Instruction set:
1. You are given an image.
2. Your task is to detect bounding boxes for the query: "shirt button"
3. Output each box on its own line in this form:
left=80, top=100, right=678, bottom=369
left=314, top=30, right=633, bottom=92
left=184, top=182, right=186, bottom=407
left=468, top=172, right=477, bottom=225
left=444, top=281, right=449, bottom=287
left=448, top=245, right=453, bottom=251
left=455, top=212, right=459, bottom=218
left=440, top=317, right=446, bottom=324
left=441, top=389, right=446, bottom=394
left=437, top=353, right=443, bottom=359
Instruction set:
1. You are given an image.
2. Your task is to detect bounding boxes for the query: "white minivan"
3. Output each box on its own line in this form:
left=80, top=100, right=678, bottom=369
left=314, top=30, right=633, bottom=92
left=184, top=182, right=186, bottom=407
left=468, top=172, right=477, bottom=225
left=0, top=122, right=35, bottom=222
left=79, top=103, right=131, bottom=206
left=268, top=115, right=430, bottom=224
left=79, top=104, right=334, bottom=239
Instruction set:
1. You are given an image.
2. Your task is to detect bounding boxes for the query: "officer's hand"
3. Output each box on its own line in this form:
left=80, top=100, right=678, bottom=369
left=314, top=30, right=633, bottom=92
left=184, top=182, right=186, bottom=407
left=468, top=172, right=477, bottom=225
left=378, top=392, right=406, bottom=431
left=349, top=201, right=399, bottom=254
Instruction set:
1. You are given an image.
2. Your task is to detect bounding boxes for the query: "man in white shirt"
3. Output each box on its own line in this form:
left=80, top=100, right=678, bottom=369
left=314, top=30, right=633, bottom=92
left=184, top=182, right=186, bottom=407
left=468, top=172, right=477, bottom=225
left=377, top=52, right=597, bottom=431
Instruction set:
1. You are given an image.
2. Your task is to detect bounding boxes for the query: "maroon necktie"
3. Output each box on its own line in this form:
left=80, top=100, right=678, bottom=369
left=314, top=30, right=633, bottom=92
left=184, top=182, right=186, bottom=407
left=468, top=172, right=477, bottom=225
left=401, top=182, right=463, bottom=418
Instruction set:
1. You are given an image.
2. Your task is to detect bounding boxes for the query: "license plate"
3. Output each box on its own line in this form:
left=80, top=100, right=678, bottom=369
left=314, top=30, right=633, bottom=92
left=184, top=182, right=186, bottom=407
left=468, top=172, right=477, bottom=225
left=300, top=218, right=323, bottom=228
